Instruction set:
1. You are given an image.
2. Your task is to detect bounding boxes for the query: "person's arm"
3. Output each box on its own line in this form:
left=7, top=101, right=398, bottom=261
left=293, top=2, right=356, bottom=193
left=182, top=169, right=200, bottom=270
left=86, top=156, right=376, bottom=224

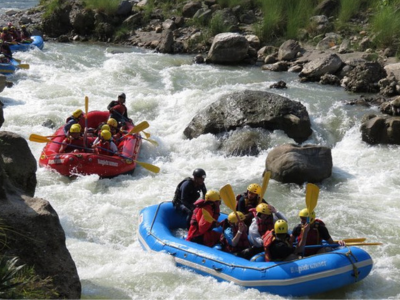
left=231, top=222, right=247, bottom=247
left=110, top=141, right=118, bottom=153
left=248, top=217, right=263, bottom=247
left=272, top=210, right=288, bottom=223
left=107, top=101, right=116, bottom=111
left=294, top=223, right=310, bottom=254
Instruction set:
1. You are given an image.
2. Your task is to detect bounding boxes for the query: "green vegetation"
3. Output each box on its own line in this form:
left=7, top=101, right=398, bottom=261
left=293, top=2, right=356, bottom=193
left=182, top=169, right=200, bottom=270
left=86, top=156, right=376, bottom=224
left=37, top=0, right=400, bottom=53
left=0, top=256, right=59, bottom=299
left=0, top=221, right=58, bottom=299
left=84, top=0, right=120, bottom=14
left=370, top=0, right=400, bottom=51
left=39, top=0, right=63, bottom=18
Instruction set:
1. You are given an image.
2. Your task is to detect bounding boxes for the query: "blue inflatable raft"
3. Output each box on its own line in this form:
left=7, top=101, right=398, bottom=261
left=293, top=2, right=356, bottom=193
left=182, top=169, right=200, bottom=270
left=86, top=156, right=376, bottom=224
left=9, top=36, right=44, bottom=52
left=138, top=202, right=373, bottom=297
left=0, top=58, right=21, bottom=75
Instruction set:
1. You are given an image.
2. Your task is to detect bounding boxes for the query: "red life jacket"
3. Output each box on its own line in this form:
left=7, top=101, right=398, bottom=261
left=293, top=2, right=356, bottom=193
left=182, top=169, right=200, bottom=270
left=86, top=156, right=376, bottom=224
left=263, top=230, right=292, bottom=262
left=262, top=230, right=275, bottom=262
left=298, top=219, right=325, bottom=256
left=112, top=104, right=126, bottom=116
left=257, top=214, right=274, bottom=235
left=95, top=140, right=111, bottom=155
left=186, top=202, right=219, bottom=242
left=62, top=136, right=84, bottom=152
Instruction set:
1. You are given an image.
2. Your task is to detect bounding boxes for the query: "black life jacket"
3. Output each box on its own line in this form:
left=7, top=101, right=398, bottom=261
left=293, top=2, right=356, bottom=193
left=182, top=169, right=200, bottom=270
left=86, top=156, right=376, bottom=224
left=172, top=177, right=192, bottom=207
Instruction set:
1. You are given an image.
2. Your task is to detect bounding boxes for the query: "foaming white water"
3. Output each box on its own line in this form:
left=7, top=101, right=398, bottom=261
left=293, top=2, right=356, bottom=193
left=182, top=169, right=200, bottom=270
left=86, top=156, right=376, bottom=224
left=1, top=38, right=399, bottom=299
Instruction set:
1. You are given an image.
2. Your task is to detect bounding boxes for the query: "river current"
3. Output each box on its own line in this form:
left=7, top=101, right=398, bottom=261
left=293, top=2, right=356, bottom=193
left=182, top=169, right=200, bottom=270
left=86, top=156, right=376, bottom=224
left=1, top=1, right=400, bottom=299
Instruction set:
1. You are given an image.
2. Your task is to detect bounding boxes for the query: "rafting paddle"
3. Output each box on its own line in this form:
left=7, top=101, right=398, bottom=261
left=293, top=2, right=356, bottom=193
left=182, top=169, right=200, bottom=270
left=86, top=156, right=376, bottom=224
left=84, top=96, right=89, bottom=148
left=260, top=171, right=271, bottom=201
left=202, top=209, right=216, bottom=223
left=337, top=238, right=367, bottom=243
left=28, top=134, right=160, bottom=173
left=305, top=242, right=382, bottom=248
left=220, top=183, right=245, bottom=225
left=305, top=183, right=319, bottom=223
left=18, top=64, right=30, bottom=69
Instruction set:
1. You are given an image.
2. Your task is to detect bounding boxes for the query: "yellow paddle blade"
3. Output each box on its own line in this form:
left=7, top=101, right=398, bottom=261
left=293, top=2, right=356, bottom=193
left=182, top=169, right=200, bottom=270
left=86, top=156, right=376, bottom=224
left=260, top=171, right=271, bottom=200
left=202, top=209, right=215, bottom=223
left=135, top=161, right=160, bottom=173
left=305, top=183, right=319, bottom=213
left=143, top=137, right=158, bottom=146
left=143, top=130, right=151, bottom=138
left=346, top=242, right=382, bottom=246
left=85, top=96, right=89, bottom=114
left=220, top=184, right=237, bottom=212
left=29, top=134, right=51, bottom=143
left=18, top=64, right=30, bottom=69
left=129, top=121, right=150, bottom=135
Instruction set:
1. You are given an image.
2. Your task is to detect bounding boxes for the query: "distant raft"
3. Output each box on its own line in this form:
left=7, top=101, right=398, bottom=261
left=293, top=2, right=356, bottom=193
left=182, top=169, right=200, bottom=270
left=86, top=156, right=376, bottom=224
left=9, top=35, right=44, bottom=52
left=138, top=201, right=374, bottom=297
left=38, top=110, right=142, bottom=178
left=0, top=58, right=26, bottom=75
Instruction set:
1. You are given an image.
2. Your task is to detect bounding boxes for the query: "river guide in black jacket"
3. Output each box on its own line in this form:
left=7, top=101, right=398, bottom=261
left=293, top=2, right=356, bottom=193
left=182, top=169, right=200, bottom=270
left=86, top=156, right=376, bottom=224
left=173, top=168, right=207, bottom=229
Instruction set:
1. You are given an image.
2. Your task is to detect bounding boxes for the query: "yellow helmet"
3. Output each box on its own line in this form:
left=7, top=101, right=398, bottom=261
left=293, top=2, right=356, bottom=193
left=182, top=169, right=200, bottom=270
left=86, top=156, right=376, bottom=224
left=107, top=118, right=118, bottom=128
left=101, top=124, right=111, bottom=132
left=256, top=203, right=271, bottom=215
left=72, top=109, right=83, bottom=118
left=101, top=130, right=112, bottom=141
left=205, top=190, right=221, bottom=202
left=299, top=208, right=316, bottom=223
left=274, top=219, right=288, bottom=234
left=70, top=124, right=81, bottom=133
left=227, top=211, right=245, bottom=224
left=3, top=27, right=8, bottom=31
left=247, top=183, right=261, bottom=195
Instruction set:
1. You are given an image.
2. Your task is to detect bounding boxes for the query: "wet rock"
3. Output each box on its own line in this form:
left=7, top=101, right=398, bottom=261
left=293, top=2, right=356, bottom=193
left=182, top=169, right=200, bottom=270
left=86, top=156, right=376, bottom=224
left=0, top=132, right=81, bottom=298
left=183, top=90, right=312, bottom=143
left=264, top=144, right=333, bottom=184
left=342, top=62, right=387, bottom=93
left=206, top=33, right=249, bottom=64
left=278, top=39, right=302, bottom=61
left=299, top=53, right=343, bottom=82
left=361, top=114, right=400, bottom=145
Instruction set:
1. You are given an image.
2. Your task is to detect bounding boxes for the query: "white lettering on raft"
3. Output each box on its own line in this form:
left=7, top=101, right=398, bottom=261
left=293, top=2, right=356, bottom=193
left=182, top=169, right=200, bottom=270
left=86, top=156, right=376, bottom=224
left=290, top=261, right=327, bottom=274
left=97, top=159, right=118, bottom=167
left=48, top=159, right=64, bottom=164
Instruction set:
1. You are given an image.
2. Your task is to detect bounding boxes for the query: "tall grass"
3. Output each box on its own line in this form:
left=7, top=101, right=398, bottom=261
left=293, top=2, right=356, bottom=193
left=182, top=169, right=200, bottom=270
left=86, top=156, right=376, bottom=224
left=254, top=0, right=284, bottom=43
left=286, top=0, right=316, bottom=39
left=371, top=3, right=400, bottom=49
left=217, top=0, right=246, bottom=8
left=84, top=0, right=120, bottom=15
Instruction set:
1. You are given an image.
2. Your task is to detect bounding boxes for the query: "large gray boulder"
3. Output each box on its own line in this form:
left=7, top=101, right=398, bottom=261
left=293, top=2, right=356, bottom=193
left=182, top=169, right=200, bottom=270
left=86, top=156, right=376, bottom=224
left=0, top=132, right=37, bottom=196
left=0, top=131, right=81, bottom=298
left=183, top=90, right=312, bottom=144
left=265, top=144, right=333, bottom=184
left=299, top=53, right=343, bottom=82
left=360, top=114, right=400, bottom=145
left=206, top=33, right=249, bottom=64
left=342, top=62, right=387, bottom=93
left=278, top=39, right=301, bottom=61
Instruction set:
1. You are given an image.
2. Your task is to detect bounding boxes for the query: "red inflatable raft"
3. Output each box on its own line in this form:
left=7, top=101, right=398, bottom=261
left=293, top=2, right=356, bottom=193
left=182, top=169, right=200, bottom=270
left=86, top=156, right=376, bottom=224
left=38, top=111, right=142, bottom=178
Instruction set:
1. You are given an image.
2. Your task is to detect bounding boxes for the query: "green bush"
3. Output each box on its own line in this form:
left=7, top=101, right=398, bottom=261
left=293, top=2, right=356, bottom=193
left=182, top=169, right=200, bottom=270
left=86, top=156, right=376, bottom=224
left=0, top=256, right=59, bottom=299
left=371, top=2, right=400, bottom=48
left=84, top=0, right=120, bottom=15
